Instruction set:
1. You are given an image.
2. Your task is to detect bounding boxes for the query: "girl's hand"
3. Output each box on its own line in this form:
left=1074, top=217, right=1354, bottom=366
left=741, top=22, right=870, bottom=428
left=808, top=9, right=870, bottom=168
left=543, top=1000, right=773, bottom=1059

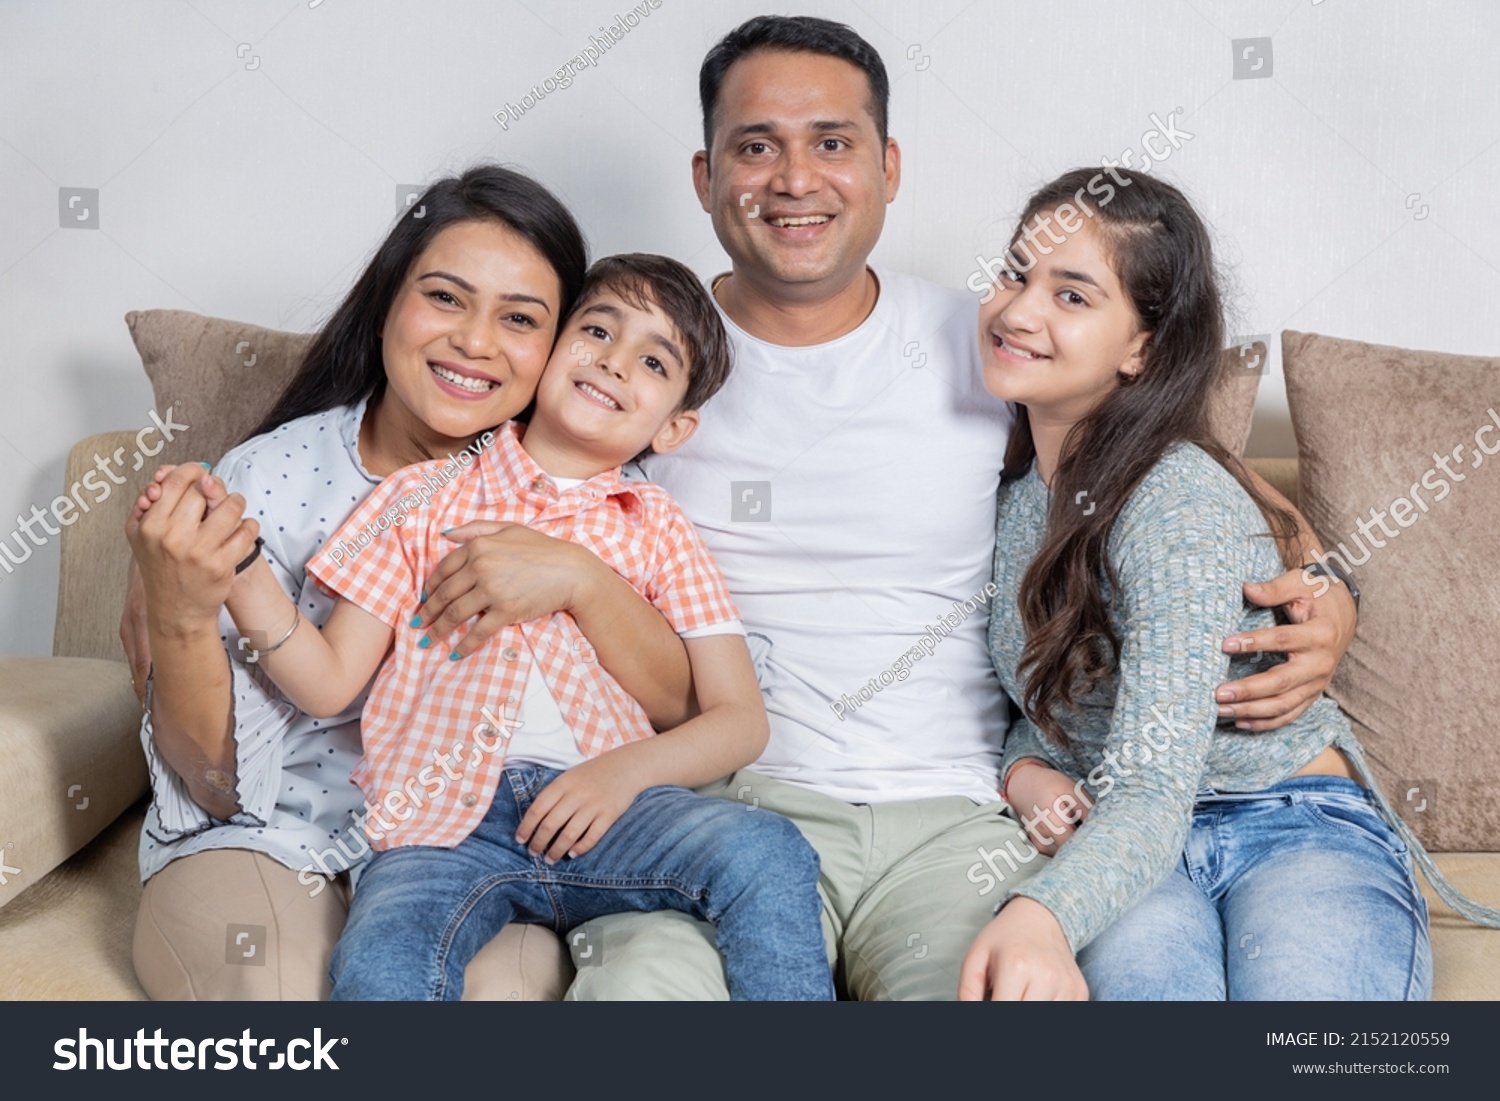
left=957, top=897, right=1088, bottom=1001
left=126, top=463, right=260, bottom=626
left=1006, top=761, right=1092, bottom=855
left=416, top=521, right=599, bottom=658
left=513, top=755, right=646, bottom=864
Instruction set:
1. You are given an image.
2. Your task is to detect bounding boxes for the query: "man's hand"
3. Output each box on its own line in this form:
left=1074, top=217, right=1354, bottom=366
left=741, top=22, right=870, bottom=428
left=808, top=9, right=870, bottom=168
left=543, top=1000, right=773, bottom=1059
left=514, top=755, right=647, bottom=864
left=1006, top=761, right=1091, bottom=856
left=416, top=521, right=595, bottom=659
left=958, top=897, right=1088, bottom=1001
left=1216, top=567, right=1357, bottom=731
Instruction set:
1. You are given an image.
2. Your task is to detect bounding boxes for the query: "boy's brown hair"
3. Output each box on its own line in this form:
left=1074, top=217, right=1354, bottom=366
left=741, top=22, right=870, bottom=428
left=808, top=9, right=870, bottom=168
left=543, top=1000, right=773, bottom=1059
left=574, top=253, right=732, bottom=413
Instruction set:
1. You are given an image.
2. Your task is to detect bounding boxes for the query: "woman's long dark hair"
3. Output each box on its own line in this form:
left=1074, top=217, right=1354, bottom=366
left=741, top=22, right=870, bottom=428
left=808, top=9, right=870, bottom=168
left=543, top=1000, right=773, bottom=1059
left=1005, top=167, right=1300, bottom=743
left=246, top=164, right=588, bottom=445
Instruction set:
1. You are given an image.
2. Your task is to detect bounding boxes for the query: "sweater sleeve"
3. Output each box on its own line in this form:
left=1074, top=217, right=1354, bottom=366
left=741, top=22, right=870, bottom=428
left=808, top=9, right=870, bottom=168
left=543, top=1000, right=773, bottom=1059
left=1004, top=458, right=1271, bottom=951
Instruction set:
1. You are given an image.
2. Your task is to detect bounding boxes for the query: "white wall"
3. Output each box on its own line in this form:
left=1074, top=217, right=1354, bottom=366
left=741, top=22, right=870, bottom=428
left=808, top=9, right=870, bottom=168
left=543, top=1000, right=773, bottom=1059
left=1, top=0, right=1496, bottom=656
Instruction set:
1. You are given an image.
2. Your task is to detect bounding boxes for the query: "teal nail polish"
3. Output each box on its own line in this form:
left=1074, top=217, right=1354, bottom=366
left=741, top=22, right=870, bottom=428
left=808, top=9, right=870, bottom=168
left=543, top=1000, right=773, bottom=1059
left=409, top=615, right=423, bottom=628
left=449, top=651, right=461, bottom=661
left=199, top=462, right=212, bottom=470
left=441, top=528, right=454, bottom=535
left=417, top=636, right=431, bottom=649
left=419, top=591, right=427, bottom=602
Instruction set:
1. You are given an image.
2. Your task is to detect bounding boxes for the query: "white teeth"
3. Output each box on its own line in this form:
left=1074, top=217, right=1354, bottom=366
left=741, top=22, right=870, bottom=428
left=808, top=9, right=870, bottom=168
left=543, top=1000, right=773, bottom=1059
left=431, top=364, right=496, bottom=392
left=576, top=381, right=620, bottom=409
left=769, top=215, right=830, bottom=227
left=999, top=337, right=1047, bottom=360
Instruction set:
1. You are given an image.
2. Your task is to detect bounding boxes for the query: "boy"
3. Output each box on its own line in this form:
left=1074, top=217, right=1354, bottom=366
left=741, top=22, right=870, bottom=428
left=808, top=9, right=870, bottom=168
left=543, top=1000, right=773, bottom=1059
left=171, top=254, right=832, bottom=1001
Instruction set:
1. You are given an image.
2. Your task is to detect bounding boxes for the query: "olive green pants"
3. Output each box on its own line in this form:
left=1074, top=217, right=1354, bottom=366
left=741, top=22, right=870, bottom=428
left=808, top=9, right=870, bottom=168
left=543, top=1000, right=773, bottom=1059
left=565, top=768, right=1040, bottom=1000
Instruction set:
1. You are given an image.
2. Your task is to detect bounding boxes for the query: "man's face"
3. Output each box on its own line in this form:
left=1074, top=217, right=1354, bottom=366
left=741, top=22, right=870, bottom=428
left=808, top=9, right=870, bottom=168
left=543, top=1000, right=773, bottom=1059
left=693, top=49, right=900, bottom=303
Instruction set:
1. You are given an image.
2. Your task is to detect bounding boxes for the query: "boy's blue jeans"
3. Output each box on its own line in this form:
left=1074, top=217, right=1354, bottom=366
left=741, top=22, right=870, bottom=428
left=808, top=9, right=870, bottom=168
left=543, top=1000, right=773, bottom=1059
left=330, top=765, right=834, bottom=1001
left=1076, top=775, right=1432, bottom=1000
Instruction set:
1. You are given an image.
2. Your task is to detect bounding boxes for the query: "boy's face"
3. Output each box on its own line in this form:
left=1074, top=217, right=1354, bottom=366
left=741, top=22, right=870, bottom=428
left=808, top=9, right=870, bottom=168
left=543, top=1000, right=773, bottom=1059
left=528, top=288, right=700, bottom=471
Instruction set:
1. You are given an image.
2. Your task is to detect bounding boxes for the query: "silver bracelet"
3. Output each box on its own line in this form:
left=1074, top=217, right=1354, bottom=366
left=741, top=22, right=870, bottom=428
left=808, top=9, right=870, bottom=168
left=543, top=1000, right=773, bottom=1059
left=254, top=608, right=301, bottom=657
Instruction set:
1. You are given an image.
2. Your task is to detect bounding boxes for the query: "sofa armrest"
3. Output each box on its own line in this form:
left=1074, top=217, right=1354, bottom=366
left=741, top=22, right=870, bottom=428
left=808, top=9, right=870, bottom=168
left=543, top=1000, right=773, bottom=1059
left=0, top=656, right=146, bottom=911
left=54, top=430, right=144, bottom=662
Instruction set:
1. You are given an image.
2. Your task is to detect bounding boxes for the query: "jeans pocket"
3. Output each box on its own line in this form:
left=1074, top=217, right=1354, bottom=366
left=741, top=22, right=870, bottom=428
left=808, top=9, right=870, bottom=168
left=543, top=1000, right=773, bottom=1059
left=1301, top=794, right=1408, bottom=857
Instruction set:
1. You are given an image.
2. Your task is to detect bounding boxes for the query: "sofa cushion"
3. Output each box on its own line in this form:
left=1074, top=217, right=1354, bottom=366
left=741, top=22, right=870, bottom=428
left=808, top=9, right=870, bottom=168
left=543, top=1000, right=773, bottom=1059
left=126, top=310, right=314, bottom=468
left=1282, top=330, right=1500, bottom=851
left=0, top=656, right=147, bottom=912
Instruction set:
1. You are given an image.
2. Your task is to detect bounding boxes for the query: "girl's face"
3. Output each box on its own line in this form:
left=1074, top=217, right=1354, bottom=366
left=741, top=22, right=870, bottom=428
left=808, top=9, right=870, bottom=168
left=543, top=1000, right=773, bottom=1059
left=376, top=219, right=562, bottom=457
left=979, top=213, right=1148, bottom=425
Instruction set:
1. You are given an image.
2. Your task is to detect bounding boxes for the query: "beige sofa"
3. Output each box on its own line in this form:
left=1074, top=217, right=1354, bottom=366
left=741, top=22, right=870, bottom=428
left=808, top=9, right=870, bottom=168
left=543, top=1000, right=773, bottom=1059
left=2, top=318, right=1496, bottom=999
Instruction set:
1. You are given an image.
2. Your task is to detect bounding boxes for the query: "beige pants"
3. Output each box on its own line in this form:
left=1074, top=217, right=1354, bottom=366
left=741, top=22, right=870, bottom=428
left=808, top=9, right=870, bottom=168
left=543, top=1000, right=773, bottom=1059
left=133, top=848, right=572, bottom=1000
left=565, top=769, right=1041, bottom=1001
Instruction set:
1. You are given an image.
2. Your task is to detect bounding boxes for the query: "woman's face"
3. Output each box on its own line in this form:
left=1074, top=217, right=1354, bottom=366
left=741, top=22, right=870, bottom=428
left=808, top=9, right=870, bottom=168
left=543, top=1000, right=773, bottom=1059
left=978, top=213, right=1147, bottom=424
left=376, top=219, right=562, bottom=457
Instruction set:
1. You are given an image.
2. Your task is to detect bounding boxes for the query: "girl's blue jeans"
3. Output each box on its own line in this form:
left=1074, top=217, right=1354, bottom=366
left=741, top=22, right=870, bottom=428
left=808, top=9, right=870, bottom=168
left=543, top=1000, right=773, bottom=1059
left=1077, top=775, right=1432, bottom=1000
left=331, top=765, right=834, bottom=1001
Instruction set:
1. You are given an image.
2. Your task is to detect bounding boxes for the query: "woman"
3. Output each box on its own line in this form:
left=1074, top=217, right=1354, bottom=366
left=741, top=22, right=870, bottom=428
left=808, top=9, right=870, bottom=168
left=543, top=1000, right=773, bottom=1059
left=124, top=165, right=695, bottom=999
left=958, top=167, right=1499, bottom=1001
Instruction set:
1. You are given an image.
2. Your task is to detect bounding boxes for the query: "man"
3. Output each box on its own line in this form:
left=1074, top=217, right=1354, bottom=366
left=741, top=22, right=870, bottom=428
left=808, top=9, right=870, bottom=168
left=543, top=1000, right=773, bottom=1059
left=565, top=15, right=1356, bottom=1001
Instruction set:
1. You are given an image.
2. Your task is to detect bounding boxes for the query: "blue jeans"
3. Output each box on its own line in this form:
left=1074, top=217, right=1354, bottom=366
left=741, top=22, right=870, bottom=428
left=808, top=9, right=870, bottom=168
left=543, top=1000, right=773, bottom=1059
left=1076, top=775, right=1431, bottom=1000
left=331, top=765, right=834, bottom=1001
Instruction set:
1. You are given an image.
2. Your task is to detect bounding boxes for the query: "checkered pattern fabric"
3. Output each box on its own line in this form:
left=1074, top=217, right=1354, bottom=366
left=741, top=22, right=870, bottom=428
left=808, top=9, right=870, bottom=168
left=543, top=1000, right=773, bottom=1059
left=306, top=422, right=738, bottom=849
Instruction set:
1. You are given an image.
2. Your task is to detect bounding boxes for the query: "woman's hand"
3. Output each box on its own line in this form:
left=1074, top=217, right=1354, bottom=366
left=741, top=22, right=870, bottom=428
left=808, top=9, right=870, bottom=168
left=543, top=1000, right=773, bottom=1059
left=126, top=463, right=259, bottom=627
left=1216, top=567, right=1357, bottom=731
left=958, top=897, right=1088, bottom=1001
left=1006, top=761, right=1092, bottom=855
left=415, top=521, right=598, bottom=658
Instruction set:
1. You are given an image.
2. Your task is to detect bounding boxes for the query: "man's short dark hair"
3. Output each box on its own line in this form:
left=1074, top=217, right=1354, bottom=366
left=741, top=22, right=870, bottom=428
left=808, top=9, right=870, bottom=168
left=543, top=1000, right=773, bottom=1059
left=699, top=15, right=890, bottom=157
left=574, top=253, right=732, bottom=416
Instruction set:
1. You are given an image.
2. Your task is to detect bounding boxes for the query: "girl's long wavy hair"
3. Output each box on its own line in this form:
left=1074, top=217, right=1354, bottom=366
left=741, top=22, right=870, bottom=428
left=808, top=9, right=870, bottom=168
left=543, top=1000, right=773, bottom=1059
left=246, top=164, right=588, bottom=448
left=1004, top=167, right=1300, bottom=742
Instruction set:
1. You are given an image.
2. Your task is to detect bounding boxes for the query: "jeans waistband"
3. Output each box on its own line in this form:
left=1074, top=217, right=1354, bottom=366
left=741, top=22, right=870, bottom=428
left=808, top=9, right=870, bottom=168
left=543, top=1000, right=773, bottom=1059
left=1195, top=774, right=1373, bottom=808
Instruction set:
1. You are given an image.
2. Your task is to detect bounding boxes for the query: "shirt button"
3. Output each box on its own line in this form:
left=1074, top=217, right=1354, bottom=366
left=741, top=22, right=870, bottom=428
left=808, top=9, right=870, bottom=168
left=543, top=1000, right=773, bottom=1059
left=476, top=723, right=496, bottom=738
left=502, top=647, right=519, bottom=661
left=531, top=478, right=549, bottom=493
left=461, top=793, right=478, bottom=807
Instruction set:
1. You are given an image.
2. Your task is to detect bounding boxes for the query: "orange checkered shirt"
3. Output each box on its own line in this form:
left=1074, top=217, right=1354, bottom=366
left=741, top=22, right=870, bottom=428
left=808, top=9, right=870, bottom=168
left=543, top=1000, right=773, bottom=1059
left=305, top=421, right=740, bottom=850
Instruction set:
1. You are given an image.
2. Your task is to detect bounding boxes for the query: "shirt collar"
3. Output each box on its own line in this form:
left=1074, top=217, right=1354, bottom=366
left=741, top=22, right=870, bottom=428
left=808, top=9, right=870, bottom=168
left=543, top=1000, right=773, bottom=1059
left=490, top=421, right=640, bottom=506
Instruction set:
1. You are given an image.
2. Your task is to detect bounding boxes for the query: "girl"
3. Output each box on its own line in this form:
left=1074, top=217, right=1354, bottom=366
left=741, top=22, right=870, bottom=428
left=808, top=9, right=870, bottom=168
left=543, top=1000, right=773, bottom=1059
left=126, top=165, right=695, bottom=1000
left=959, top=167, right=1500, bottom=1000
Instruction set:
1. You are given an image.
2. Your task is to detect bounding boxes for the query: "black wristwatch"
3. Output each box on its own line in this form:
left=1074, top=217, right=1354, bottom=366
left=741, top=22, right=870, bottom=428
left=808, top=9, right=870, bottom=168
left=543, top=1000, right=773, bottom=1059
left=1302, top=560, right=1360, bottom=611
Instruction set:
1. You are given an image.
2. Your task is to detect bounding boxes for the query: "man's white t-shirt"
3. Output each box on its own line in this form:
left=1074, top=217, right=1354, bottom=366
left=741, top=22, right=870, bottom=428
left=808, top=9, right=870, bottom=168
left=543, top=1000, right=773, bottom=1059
left=637, top=268, right=1013, bottom=805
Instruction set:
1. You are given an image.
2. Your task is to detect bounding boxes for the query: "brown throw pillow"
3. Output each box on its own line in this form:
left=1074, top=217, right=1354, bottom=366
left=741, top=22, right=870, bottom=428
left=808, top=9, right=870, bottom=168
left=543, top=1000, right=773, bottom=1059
left=1209, top=338, right=1267, bottom=456
left=125, top=310, right=314, bottom=468
left=1283, top=329, right=1500, bottom=851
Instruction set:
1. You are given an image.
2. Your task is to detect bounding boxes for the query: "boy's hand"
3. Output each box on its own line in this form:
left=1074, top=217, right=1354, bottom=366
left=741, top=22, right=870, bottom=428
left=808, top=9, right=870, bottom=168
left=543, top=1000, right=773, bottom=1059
left=1006, top=762, right=1091, bottom=855
left=1216, top=566, right=1357, bottom=731
left=514, top=755, right=646, bottom=864
left=129, top=464, right=229, bottom=528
